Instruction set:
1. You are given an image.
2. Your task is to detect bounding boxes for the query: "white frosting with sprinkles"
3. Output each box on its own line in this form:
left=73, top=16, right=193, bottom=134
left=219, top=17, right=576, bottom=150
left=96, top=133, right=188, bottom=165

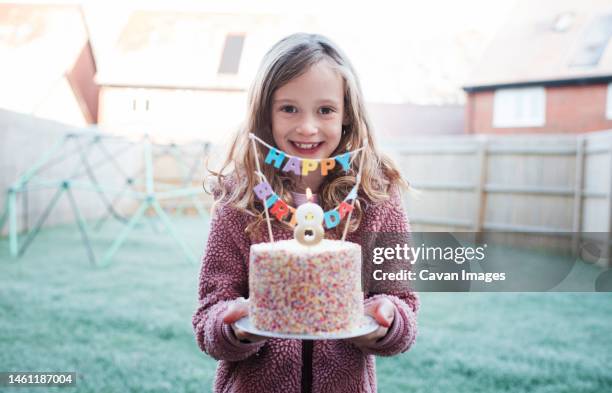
left=249, top=239, right=364, bottom=335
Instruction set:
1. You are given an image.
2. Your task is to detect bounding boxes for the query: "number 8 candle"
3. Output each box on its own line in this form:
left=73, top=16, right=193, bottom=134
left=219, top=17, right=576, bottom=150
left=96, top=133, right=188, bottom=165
left=294, top=188, right=325, bottom=246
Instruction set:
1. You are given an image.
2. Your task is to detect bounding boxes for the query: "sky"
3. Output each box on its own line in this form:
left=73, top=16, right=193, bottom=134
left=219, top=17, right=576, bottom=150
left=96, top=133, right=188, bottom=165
left=3, top=0, right=521, bottom=104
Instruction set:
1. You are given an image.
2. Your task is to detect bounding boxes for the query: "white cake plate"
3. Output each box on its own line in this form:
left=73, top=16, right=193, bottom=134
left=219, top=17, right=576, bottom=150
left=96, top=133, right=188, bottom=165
left=233, top=315, right=379, bottom=340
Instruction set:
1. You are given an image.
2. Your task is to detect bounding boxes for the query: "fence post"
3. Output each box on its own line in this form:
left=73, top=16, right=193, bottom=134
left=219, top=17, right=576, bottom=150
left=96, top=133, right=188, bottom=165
left=571, top=135, right=585, bottom=257
left=474, top=136, right=488, bottom=243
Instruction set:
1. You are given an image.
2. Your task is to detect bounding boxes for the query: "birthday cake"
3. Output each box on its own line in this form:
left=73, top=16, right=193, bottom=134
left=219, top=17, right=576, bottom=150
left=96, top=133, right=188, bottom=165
left=249, top=239, right=364, bottom=335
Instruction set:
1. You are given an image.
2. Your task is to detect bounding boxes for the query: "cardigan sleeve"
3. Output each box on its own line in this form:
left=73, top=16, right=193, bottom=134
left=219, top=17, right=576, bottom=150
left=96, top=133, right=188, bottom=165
left=191, top=203, right=266, bottom=361
left=359, top=185, right=420, bottom=357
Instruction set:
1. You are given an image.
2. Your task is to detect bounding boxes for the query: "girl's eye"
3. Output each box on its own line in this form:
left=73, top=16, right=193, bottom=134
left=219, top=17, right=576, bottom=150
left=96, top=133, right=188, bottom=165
left=319, top=107, right=334, bottom=115
left=281, top=105, right=297, bottom=114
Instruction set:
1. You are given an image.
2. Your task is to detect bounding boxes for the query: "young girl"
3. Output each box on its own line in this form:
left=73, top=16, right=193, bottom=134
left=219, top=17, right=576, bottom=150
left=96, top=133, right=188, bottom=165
left=192, top=33, right=419, bottom=393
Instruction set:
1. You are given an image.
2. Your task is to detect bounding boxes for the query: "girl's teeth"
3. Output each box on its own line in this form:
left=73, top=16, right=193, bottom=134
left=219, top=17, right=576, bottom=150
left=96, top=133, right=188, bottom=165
left=294, top=142, right=320, bottom=149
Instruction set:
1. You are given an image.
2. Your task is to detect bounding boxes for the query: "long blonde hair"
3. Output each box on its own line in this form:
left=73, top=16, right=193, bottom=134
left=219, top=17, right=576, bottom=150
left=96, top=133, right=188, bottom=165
left=205, top=32, right=408, bottom=236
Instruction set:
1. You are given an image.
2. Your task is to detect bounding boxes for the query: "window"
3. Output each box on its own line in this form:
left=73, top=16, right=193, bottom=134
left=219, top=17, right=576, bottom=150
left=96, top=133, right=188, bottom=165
left=607, top=82, right=612, bottom=120
left=131, top=98, right=150, bottom=112
left=493, top=87, right=546, bottom=128
left=218, top=34, right=245, bottom=74
left=552, top=12, right=575, bottom=33
left=569, top=13, right=612, bottom=68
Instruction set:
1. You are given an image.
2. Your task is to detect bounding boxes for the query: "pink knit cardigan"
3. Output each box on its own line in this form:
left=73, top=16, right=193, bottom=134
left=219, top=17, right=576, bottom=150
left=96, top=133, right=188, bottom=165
left=192, top=184, right=419, bottom=393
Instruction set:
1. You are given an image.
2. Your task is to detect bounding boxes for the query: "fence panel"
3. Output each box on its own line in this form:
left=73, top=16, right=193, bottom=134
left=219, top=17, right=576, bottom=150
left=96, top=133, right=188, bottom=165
left=396, top=130, right=612, bottom=266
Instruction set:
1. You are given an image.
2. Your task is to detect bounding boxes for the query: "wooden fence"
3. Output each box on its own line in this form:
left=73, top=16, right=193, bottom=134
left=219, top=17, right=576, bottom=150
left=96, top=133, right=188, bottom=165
left=388, top=130, right=612, bottom=267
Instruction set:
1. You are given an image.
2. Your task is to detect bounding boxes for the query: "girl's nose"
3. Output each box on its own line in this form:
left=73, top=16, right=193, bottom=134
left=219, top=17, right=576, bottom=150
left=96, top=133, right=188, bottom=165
left=296, top=121, right=318, bottom=136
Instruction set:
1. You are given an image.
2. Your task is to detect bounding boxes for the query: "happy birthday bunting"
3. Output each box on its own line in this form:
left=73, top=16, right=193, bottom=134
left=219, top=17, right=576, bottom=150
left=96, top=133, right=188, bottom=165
left=249, top=133, right=364, bottom=239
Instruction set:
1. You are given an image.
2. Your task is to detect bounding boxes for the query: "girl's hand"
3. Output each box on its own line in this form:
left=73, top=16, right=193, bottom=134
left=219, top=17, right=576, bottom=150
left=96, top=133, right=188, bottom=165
left=222, top=297, right=267, bottom=344
left=347, top=297, right=395, bottom=348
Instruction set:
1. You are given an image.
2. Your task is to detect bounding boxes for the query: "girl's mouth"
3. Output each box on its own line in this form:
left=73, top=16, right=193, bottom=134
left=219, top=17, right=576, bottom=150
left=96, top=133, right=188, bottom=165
left=290, top=141, right=324, bottom=156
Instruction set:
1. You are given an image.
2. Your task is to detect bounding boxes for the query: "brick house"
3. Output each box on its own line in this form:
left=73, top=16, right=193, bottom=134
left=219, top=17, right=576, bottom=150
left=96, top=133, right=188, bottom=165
left=463, top=0, right=612, bottom=134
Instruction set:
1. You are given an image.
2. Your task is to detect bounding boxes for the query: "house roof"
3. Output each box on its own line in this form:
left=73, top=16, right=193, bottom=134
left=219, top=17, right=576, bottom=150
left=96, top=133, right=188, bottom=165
left=464, top=0, right=612, bottom=91
left=93, top=10, right=319, bottom=90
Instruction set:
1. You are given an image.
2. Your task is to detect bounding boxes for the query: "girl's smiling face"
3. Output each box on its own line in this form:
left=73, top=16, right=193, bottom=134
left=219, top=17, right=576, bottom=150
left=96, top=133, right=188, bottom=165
left=271, top=61, right=345, bottom=160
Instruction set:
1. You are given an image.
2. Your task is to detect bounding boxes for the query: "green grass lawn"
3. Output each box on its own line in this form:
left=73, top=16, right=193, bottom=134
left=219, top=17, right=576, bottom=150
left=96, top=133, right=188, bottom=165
left=1, top=216, right=611, bottom=392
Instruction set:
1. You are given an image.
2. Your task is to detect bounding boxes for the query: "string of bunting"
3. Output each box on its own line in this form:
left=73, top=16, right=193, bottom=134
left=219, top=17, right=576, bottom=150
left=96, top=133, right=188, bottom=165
left=250, top=133, right=365, bottom=176
left=248, top=133, right=365, bottom=233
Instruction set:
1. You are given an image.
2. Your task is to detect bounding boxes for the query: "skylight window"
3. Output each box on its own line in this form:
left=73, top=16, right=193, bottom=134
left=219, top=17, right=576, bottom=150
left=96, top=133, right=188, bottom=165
left=218, top=33, right=245, bottom=75
left=552, top=12, right=575, bottom=32
left=569, top=13, right=612, bottom=67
